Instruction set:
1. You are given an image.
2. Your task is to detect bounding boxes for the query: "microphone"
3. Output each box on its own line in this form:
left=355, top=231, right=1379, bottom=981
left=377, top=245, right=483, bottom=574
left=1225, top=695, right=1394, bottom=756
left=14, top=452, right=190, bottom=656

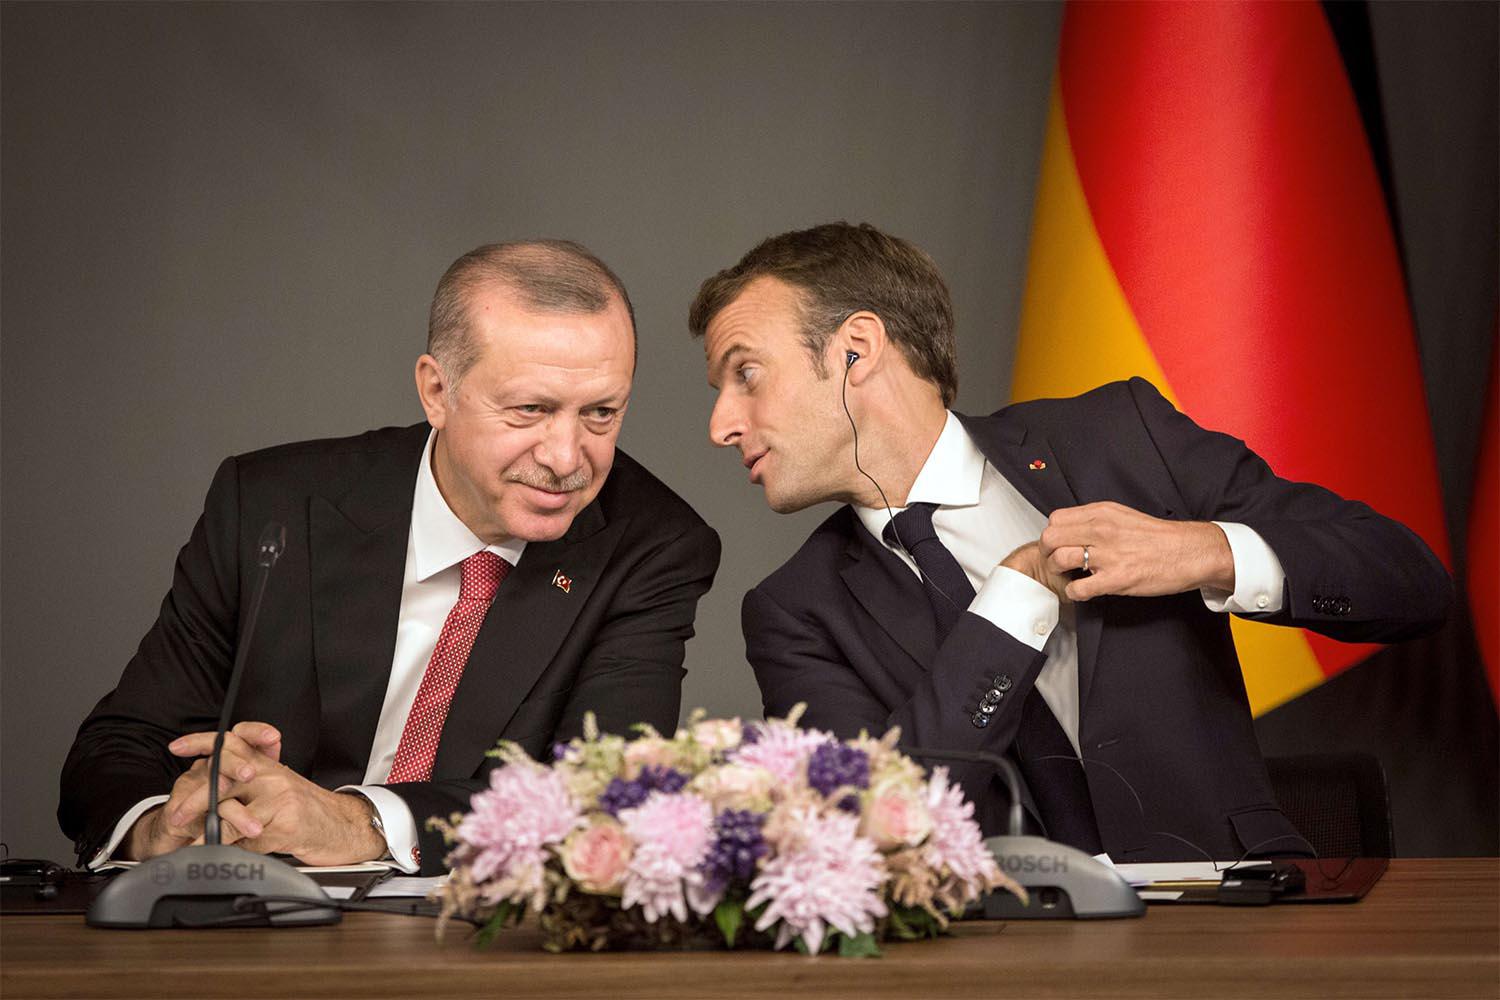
left=904, top=745, right=1144, bottom=920
left=88, top=522, right=340, bottom=928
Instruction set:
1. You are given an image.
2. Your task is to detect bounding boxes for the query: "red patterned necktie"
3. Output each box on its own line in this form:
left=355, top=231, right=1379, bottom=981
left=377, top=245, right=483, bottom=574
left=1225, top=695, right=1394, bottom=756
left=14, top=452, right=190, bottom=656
left=386, top=551, right=508, bottom=783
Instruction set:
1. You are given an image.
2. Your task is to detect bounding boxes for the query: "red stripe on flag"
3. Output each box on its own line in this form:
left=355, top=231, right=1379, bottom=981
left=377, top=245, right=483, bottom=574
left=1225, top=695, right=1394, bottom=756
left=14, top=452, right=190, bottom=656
left=1056, top=1, right=1449, bottom=679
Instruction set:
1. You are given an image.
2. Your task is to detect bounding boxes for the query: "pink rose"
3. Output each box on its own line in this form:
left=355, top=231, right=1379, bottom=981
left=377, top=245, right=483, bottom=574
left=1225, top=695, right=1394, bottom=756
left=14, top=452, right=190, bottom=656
left=623, top=737, right=681, bottom=778
left=691, top=718, right=744, bottom=753
left=560, top=818, right=633, bottom=894
left=861, top=779, right=933, bottom=850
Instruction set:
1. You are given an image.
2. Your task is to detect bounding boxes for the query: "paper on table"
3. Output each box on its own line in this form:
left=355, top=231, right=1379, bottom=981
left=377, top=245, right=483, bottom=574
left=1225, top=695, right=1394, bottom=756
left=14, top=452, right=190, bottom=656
left=368, top=874, right=447, bottom=898
left=1112, top=861, right=1270, bottom=887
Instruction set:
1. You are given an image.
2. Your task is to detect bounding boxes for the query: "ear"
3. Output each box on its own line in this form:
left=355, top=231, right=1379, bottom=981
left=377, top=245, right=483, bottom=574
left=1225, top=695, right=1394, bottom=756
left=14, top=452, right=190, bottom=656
left=414, top=354, right=452, bottom=429
left=836, top=310, right=887, bottom=386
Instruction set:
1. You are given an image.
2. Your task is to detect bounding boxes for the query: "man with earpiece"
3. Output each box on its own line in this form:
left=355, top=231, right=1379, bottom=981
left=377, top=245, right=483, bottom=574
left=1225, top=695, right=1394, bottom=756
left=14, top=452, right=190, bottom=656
left=690, top=222, right=1449, bottom=862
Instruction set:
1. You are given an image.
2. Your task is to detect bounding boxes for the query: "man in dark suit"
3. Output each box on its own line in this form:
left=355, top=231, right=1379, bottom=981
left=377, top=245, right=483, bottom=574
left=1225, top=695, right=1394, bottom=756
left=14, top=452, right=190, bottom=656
left=61, top=241, right=719, bottom=875
left=689, top=222, right=1448, bottom=861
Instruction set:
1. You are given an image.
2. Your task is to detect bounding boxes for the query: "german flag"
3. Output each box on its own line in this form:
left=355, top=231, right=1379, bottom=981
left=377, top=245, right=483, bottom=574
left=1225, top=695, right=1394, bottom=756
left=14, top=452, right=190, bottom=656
left=1013, top=0, right=1450, bottom=716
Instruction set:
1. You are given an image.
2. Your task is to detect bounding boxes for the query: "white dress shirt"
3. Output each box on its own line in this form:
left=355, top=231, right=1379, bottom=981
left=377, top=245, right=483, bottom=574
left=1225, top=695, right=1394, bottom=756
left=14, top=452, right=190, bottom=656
left=93, top=429, right=523, bottom=871
left=852, top=412, right=1286, bottom=755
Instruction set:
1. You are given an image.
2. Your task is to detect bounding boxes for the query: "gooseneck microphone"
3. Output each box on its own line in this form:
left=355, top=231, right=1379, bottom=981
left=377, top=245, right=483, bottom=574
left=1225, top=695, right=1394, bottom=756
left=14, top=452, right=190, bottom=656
left=204, top=522, right=284, bottom=846
left=903, top=745, right=1144, bottom=920
left=87, top=522, right=341, bottom=929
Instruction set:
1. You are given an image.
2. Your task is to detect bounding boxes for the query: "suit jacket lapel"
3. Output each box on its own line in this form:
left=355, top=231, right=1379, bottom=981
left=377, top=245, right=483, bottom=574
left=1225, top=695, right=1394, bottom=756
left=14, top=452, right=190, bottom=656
left=839, top=518, right=938, bottom=672
left=956, top=411, right=1105, bottom=715
left=308, top=425, right=428, bottom=786
left=433, top=500, right=626, bottom=777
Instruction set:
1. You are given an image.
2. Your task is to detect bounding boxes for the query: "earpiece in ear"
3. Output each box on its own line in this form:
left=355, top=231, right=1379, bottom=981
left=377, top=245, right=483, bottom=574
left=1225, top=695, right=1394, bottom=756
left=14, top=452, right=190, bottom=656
left=846, top=351, right=860, bottom=368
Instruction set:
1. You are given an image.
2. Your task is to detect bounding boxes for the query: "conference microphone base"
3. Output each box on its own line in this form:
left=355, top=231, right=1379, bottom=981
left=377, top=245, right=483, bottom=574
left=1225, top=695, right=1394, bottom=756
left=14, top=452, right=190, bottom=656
left=86, top=844, right=341, bottom=928
left=981, top=835, right=1146, bottom=919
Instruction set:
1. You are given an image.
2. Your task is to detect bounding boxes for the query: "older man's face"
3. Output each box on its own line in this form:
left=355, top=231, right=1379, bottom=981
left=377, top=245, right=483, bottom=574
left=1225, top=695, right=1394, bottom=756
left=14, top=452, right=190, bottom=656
left=418, top=284, right=634, bottom=544
left=704, top=276, right=851, bottom=513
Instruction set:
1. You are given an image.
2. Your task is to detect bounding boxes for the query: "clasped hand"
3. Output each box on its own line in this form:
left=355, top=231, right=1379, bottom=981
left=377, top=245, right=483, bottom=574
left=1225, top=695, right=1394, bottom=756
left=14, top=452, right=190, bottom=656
left=1003, top=501, right=1234, bottom=602
left=124, top=721, right=384, bottom=866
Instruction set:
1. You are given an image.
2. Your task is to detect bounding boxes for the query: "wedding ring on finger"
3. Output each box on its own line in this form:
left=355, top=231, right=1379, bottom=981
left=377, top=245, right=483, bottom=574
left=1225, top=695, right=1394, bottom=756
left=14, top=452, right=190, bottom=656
left=1082, top=545, right=1092, bottom=574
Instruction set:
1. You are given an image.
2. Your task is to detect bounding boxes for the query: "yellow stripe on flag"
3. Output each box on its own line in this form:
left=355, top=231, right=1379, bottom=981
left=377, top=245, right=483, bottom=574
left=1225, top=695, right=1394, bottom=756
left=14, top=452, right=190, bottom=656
left=1013, top=83, right=1174, bottom=404
left=1013, top=81, right=1326, bottom=716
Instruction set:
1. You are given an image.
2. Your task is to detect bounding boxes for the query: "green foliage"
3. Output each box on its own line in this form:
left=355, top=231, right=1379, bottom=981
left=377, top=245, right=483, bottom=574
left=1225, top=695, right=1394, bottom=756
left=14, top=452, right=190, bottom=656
left=885, top=904, right=943, bottom=941
left=837, top=931, right=883, bottom=958
left=473, top=901, right=523, bottom=949
left=714, top=898, right=745, bottom=948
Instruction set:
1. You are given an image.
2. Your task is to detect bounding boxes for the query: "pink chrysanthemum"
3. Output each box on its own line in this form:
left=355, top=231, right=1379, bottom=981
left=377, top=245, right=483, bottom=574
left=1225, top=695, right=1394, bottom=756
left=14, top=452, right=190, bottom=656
left=922, top=766, right=1002, bottom=890
left=456, top=762, right=583, bottom=908
left=733, top=722, right=832, bottom=789
left=618, top=791, right=716, bottom=923
left=747, top=805, right=887, bottom=953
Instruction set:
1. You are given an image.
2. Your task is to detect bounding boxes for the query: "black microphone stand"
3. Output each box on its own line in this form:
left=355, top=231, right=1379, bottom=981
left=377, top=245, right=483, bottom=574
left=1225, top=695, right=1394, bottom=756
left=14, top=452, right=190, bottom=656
left=88, top=523, right=341, bottom=928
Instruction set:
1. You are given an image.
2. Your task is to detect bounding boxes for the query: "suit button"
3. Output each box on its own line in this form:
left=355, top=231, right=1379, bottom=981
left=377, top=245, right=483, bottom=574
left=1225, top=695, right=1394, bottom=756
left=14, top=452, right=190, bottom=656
left=980, top=701, right=998, bottom=715
left=994, top=675, right=1013, bottom=692
left=1338, top=598, right=1351, bottom=615
left=972, top=713, right=990, bottom=729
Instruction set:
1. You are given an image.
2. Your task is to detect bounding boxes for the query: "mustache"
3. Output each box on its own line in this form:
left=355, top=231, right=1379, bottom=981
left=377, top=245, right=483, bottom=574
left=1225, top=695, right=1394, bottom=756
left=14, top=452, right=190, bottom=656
left=507, top=467, right=591, bottom=492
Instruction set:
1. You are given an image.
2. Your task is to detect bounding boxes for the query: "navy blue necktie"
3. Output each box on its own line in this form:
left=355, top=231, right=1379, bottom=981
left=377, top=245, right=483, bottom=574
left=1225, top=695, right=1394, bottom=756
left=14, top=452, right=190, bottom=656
left=883, top=502, right=974, bottom=641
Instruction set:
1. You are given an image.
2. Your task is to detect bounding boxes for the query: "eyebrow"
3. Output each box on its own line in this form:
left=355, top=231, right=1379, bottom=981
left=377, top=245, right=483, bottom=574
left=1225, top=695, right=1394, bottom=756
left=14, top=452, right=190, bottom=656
left=708, top=344, right=751, bottom=388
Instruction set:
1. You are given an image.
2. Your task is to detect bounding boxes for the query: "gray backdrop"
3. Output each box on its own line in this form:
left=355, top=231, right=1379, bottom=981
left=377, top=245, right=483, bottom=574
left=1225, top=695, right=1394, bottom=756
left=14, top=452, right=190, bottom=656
left=3, top=2, right=1493, bottom=864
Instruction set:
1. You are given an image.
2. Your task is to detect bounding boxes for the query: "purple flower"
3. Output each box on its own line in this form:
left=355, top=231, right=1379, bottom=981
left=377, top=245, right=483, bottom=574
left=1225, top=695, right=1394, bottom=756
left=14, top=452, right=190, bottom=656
left=599, top=765, right=689, bottom=816
left=807, top=743, right=870, bottom=811
left=700, top=809, right=770, bottom=893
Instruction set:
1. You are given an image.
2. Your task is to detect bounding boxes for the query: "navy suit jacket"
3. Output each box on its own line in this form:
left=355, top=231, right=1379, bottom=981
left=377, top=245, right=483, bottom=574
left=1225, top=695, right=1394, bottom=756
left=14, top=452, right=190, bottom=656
left=743, top=379, right=1449, bottom=861
left=59, top=423, right=720, bottom=873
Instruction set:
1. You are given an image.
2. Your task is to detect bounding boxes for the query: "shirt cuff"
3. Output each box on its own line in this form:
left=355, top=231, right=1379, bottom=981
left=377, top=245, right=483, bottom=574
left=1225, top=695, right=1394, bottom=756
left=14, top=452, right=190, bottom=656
left=89, top=795, right=169, bottom=869
left=341, top=785, right=422, bottom=873
left=1202, top=521, right=1286, bottom=614
left=969, top=565, right=1060, bottom=651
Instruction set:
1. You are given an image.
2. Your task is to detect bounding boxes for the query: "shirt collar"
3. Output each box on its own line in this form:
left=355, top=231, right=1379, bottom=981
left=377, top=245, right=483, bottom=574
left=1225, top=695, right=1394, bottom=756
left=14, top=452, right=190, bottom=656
left=411, top=429, right=526, bottom=581
left=854, top=411, right=986, bottom=542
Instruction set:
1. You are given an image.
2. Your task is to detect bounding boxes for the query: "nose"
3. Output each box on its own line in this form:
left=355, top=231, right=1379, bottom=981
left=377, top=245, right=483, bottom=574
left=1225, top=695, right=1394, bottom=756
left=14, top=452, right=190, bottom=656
left=708, top=390, right=743, bottom=449
left=534, top=414, right=585, bottom=478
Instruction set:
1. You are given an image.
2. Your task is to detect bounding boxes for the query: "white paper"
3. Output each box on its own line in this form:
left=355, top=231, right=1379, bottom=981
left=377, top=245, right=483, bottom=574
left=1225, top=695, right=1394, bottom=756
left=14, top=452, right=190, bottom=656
left=368, top=874, right=448, bottom=898
left=1112, top=861, right=1270, bottom=887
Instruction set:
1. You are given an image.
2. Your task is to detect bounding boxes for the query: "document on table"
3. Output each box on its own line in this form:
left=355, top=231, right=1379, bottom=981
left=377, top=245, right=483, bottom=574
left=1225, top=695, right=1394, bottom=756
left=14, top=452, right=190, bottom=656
left=321, top=874, right=449, bottom=900
left=1109, top=860, right=1272, bottom=900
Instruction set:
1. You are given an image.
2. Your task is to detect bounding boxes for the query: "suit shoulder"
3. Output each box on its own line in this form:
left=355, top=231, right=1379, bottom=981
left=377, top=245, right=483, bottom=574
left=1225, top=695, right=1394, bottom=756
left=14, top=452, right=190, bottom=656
left=228, top=423, right=428, bottom=490
left=991, top=378, right=1165, bottom=428
left=752, top=506, right=857, bottom=603
left=598, top=448, right=713, bottom=538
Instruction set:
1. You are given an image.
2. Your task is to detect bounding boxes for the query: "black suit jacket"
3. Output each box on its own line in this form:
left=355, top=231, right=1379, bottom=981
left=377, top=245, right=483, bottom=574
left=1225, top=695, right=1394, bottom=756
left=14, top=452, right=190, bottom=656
left=59, top=423, right=720, bottom=873
left=744, top=379, right=1449, bottom=861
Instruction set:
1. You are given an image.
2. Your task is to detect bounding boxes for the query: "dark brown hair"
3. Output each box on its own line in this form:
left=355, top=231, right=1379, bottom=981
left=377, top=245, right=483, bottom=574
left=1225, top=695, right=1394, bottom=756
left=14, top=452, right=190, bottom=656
left=428, top=240, right=636, bottom=385
left=688, top=222, right=958, bottom=405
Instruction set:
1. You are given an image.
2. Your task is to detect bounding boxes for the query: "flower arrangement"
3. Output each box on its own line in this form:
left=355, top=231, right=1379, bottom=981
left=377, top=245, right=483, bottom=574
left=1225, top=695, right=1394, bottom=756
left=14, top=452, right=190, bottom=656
left=432, top=707, right=1024, bottom=956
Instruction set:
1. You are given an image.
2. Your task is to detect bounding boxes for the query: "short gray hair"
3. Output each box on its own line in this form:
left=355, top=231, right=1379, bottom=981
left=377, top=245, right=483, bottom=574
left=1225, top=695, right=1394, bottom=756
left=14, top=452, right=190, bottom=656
left=427, top=240, right=636, bottom=386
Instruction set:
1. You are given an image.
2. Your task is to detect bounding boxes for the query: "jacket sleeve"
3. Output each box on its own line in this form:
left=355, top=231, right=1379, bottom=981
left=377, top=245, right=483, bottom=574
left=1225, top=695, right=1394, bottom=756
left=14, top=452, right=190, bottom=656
left=745, top=585, right=1045, bottom=810
left=1125, top=376, right=1453, bottom=641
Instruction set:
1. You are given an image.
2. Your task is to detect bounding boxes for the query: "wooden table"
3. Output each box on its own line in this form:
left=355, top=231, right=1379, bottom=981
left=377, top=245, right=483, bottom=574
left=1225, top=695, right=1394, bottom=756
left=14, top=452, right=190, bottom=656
left=2, top=859, right=1496, bottom=999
